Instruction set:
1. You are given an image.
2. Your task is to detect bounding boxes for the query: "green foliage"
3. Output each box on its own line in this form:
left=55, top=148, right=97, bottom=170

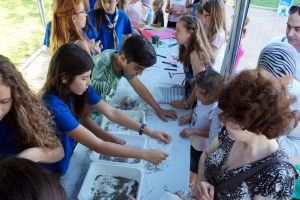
left=251, top=0, right=300, bottom=8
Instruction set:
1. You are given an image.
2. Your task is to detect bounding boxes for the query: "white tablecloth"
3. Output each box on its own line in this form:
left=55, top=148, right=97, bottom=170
left=60, top=38, right=191, bottom=200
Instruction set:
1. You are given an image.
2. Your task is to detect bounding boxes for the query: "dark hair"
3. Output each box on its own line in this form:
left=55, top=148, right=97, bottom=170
left=178, top=15, right=215, bottom=68
left=219, top=69, right=297, bottom=139
left=120, top=35, right=157, bottom=67
left=40, top=43, right=94, bottom=119
left=191, top=68, right=224, bottom=102
left=0, top=157, right=67, bottom=200
left=289, top=4, right=300, bottom=15
left=0, top=55, right=60, bottom=149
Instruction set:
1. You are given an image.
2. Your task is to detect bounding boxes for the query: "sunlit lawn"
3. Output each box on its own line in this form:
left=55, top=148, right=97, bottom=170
left=251, top=0, right=300, bottom=8
left=0, top=0, right=52, bottom=66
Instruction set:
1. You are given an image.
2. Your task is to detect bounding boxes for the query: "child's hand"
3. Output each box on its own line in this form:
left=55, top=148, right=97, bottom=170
left=170, top=100, right=188, bottom=109
left=179, top=128, right=194, bottom=138
left=143, top=149, right=168, bottom=164
left=178, top=113, right=192, bottom=126
left=148, top=130, right=172, bottom=144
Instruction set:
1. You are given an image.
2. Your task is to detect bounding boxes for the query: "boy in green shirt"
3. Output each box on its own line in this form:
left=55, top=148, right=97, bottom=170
left=92, top=35, right=177, bottom=122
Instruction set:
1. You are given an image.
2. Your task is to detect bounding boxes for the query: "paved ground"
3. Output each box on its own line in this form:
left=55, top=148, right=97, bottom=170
left=20, top=4, right=289, bottom=91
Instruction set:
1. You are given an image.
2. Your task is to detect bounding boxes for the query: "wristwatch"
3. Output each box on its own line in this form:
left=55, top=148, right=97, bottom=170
left=139, top=123, right=147, bottom=135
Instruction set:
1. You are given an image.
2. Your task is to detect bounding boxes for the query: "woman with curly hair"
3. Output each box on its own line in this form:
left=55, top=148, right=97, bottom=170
left=0, top=55, right=64, bottom=164
left=194, top=69, right=298, bottom=199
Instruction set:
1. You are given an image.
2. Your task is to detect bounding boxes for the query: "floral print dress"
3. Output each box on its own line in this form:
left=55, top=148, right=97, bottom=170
left=204, top=127, right=298, bottom=200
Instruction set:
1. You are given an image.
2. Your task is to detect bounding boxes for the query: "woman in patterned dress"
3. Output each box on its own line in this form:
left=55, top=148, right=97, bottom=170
left=193, top=69, right=299, bottom=200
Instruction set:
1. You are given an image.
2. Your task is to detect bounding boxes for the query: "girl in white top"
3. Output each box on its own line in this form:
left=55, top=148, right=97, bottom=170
left=196, top=0, right=227, bottom=72
left=178, top=68, right=224, bottom=186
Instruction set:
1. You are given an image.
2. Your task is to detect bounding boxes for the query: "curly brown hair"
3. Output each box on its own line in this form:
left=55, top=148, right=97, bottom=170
left=219, top=69, right=297, bottom=139
left=0, top=55, right=60, bottom=149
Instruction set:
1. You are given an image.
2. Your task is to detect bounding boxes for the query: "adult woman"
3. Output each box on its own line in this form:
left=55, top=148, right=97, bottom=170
left=194, top=69, right=298, bottom=199
left=0, top=55, right=64, bottom=164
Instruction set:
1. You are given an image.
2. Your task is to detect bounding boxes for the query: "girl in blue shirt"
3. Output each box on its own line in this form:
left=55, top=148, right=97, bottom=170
left=0, top=55, right=64, bottom=164
left=41, top=43, right=170, bottom=174
left=88, top=0, right=133, bottom=50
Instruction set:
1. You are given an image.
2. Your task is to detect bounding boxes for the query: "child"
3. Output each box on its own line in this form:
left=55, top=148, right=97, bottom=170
left=151, top=0, right=164, bottom=27
left=235, top=17, right=249, bottom=69
left=169, top=15, right=215, bottom=109
left=196, top=0, right=227, bottom=72
left=50, top=0, right=100, bottom=55
left=142, top=0, right=154, bottom=25
left=0, top=55, right=64, bottom=164
left=178, top=68, right=224, bottom=186
left=126, top=0, right=147, bottom=26
left=165, top=0, right=186, bottom=28
left=0, top=157, right=67, bottom=200
left=92, top=35, right=177, bottom=122
left=41, top=43, right=171, bottom=174
left=88, top=0, right=132, bottom=50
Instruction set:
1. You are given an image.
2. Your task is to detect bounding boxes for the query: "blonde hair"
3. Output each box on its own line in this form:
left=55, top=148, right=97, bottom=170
left=178, top=15, right=215, bottom=68
left=0, top=55, right=60, bottom=149
left=50, top=0, right=85, bottom=54
left=199, top=0, right=227, bottom=42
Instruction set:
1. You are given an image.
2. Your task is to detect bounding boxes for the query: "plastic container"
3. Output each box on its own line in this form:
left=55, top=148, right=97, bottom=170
left=78, top=162, right=143, bottom=200
left=90, top=133, right=147, bottom=166
left=101, top=110, right=146, bottom=132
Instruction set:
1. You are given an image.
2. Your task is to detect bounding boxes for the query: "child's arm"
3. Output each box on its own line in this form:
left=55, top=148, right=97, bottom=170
left=17, top=145, right=64, bottom=164
left=178, top=112, right=192, bottom=126
left=179, top=128, right=208, bottom=138
left=92, top=99, right=172, bottom=144
left=128, top=77, right=177, bottom=122
left=67, top=124, right=169, bottom=164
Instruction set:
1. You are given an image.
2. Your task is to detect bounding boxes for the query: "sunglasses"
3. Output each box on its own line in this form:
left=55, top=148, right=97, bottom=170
left=289, top=4, right=300, bottom=15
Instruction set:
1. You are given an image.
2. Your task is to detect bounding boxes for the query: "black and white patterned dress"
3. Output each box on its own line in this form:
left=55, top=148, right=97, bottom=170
left=204, top=127, right=298, bottom=200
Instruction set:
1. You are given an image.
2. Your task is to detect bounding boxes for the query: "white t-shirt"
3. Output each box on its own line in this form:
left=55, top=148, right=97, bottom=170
left=191, top=100, right=217, bottom=151
left=269, top=36, right=300, bottom=81
left=278, top=79, right=300, bottom=159
left=212, top=30, right=226, bottom=73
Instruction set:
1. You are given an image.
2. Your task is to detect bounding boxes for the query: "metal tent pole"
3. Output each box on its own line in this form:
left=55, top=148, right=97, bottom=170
left=220, top=0, right=251, bottom=82
left=36, top=0, right=46, bottom=28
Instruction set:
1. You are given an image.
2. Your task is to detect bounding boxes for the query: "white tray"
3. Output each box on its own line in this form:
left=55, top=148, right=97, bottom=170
left=101, top=110, right=146, bottom=132
left=90, top=133, right=147, bottom=166
left=78, top=162, right=143, bottom=200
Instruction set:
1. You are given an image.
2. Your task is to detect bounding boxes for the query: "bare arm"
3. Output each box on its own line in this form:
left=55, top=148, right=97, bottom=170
left=129, top=77, right=177, bottom=121
left=68, top=124, right=168, bottom=164
left=91, top=100, right=172, bottom=143
left=17, top=145, right=64, bottom=163
left=179, top=128, right=209, bottom=138
left=197, top=137, right=220, bottom=181
left=81, top=114, right=126, bottom=145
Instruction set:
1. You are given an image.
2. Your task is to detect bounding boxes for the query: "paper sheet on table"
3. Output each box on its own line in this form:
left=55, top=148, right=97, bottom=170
left=158, top=87, right=184, bottom=104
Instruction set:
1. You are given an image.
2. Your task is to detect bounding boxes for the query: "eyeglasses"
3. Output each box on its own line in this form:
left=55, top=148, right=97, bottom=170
left=74, top=10, right=87, bottom=16
left=289, top=4, right=300, bottom=15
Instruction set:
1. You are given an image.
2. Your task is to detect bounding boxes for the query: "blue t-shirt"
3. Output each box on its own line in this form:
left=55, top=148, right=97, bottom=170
left=43, top=86, right=101, bottom=174
left=88, top=9, right=132, bottom=50
left=0, top=119, right=25, bottom=159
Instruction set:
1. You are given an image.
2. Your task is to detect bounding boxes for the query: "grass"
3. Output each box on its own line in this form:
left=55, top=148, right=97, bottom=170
left=251, top=0, right=300, bottom=8
left=0, top=0, right=52, bottom=66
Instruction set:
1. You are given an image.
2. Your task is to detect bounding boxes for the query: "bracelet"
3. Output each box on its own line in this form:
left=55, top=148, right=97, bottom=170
left=139, top=123, right=147, bottom=135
